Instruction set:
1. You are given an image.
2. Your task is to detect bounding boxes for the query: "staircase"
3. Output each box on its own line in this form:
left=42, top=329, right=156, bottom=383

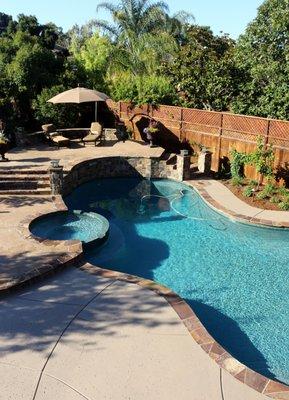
left=0, top=168, right=51, bottom=196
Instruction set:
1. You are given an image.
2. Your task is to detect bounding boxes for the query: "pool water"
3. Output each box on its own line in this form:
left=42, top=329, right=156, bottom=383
left=65, top=178, right=289, bottom=384
left=30, top=211, right=108, bottom=244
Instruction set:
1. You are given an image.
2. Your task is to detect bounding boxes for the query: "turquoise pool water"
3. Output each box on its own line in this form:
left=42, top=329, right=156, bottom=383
left=30, top=211, right=108, bottom=244
left=65, top=178, right=289, bottom=384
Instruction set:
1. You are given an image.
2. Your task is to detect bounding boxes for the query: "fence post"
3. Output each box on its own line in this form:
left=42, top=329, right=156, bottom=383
left=216, top=113, right=224, bottom=172
left=118, top=101, right=122, bottom=119
left=265, top=119, right=271, bottom=147
left=179, top=107, right=184, bottom=141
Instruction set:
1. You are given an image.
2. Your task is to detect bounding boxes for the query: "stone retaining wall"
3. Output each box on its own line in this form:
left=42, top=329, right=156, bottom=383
left=60, top=155, right=190, bottom=196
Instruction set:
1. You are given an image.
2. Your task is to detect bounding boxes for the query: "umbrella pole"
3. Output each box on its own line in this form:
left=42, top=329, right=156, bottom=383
left=95, top=102, right=98, bottom=122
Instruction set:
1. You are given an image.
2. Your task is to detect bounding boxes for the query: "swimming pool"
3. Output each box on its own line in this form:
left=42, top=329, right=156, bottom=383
left=65, top=177, right=289, bottom=384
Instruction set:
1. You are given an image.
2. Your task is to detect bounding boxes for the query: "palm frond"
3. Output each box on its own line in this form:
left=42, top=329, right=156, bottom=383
left=172, top=11, right=195, bottom=24
left=92, top=19, right=119, bottom=37
left=96, top=2, right=118, bottom=14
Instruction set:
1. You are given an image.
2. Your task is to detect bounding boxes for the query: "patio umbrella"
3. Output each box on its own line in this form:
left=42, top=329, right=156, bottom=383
left=47, top=86, right=110, bottom=121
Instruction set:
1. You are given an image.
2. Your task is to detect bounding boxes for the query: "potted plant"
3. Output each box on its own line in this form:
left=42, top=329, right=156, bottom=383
left=0, top=132, right=9, bottom=161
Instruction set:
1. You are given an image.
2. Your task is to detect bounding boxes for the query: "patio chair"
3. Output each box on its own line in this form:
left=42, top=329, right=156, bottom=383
left=82, top=122, right=103, bottom=146
left=42, top=124, right=70, bottom=148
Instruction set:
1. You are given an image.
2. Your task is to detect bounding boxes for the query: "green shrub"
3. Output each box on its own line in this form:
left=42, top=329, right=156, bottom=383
left=278, top=186, right=289, bottom=197
left=109, top=72, right=177, bottom=106
left=278, top=201, right=289, bottom=210
left=32, top=85, right=80, bottom=128
left=264, top=182, right=276, bottom=195
left=256, top=182, right=276, bottom=200
left=256, top=190, right=268, bottom=200
left=249, top=179, right=258, bottom=187
left=232, top=176, right=244, bottom=186
left=270, top=196, right=280, bottom=204
left=243, top=186, right=253, bottom=197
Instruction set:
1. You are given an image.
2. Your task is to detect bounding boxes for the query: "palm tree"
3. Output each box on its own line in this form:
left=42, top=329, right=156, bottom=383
left=165, top=11, right=195, bottom=44
left=94, top=0, right=169, bottom=41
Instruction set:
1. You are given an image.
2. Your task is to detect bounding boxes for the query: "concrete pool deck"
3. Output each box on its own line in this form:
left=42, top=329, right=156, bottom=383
left=1, top=145, right=289, bottom=399
left=0, top=266, right=268, bottom=400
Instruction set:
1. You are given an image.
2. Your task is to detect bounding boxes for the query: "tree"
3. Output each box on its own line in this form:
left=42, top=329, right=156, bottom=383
left=94, top=0, right=169, bottom=40
left=0, top=14, right=70, bottom=131
left=0, top=13, right=13, bottom=35
left=32, top=85, right=79, bottom=127
left=163, top=26, right=239, bottom=110
left=163, top=11, right=194, bottom=45
left=70, top=31, right=112, bottom=89
left=109, top=72, right=177, bottom=105
left=232, top=0, right=289, bottom=119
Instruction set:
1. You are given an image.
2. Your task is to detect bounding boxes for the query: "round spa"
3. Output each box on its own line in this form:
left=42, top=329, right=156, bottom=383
left=30, top=210, right=109, bottom=248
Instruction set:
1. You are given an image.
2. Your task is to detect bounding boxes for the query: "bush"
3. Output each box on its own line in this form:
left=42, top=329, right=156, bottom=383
left=32, top=85, right=80, bottom=128
left=249, top=179, right=258, bottom=187
left=232, top=176, right=244, bottom=186
left=278, top=186, right=289, bottom=197
left=109, top=72, right=177, bottom=106
left=256, top=190, right=268, bottom=200
left=270, top=196, right=280, bottom=204
left=278, top=201, right=289, bottom=210
left=256, top=183, right=276, bottom=200
left=243, top=186, right=253, bottom=197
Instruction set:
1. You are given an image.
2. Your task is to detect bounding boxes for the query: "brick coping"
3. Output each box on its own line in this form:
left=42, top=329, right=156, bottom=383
left=9, top=179, right=289, bottom=399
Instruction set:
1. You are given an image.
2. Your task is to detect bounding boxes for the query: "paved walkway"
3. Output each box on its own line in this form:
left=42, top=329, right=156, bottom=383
left=189, top=179, right=289, bottom=225
left=0, top=267, right=267, bottom=400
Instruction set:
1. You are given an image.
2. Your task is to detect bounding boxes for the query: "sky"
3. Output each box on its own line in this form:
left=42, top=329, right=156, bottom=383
left=0, top=0, right=264, bottom=39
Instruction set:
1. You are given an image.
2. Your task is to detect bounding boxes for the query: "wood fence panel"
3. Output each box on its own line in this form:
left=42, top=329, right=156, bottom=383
left=107, top=101, right=289, bottom=180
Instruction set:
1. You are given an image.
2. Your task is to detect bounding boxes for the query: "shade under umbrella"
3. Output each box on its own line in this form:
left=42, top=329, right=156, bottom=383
left=47, top=86, right=110, bottom=121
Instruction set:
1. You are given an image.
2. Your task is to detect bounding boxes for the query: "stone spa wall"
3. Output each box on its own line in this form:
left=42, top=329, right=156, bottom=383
left=55, top=155, right=190, bottom=196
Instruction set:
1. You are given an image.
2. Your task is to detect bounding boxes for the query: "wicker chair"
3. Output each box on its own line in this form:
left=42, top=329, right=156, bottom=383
left=82, top=122, right=103, bottom=146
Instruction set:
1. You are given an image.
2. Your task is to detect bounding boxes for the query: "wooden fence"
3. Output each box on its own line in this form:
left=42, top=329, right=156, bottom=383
left=106, top=100, right=289, bottom=180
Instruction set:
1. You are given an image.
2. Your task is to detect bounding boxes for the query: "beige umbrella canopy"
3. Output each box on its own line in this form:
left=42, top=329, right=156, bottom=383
left=47, top=86, right=110, bottom=121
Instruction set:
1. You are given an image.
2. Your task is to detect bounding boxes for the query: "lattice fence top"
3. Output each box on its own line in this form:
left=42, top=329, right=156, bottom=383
left=269, top=120, right=289, bottom=139
left=183, top=109, right=222, bottom=127
left=152, top=105, right=182, bottom=121
left=223, top=114, right=268, bottom=136
left=108, top=101, right=289, bottom=147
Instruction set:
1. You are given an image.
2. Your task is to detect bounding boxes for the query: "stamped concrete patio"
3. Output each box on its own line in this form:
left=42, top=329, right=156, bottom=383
left=0, top=142, right=287, bottom=399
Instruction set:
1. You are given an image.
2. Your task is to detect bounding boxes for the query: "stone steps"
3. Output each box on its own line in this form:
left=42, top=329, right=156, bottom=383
left=1, top=175, right=50, bottom=181
left=0, top=168, right=51, bottom=196
left=0, top=189, right=51, bottom=196
left=0, top=169, right=47, bottom=175
left=0, top=181, right=49, bottom=189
